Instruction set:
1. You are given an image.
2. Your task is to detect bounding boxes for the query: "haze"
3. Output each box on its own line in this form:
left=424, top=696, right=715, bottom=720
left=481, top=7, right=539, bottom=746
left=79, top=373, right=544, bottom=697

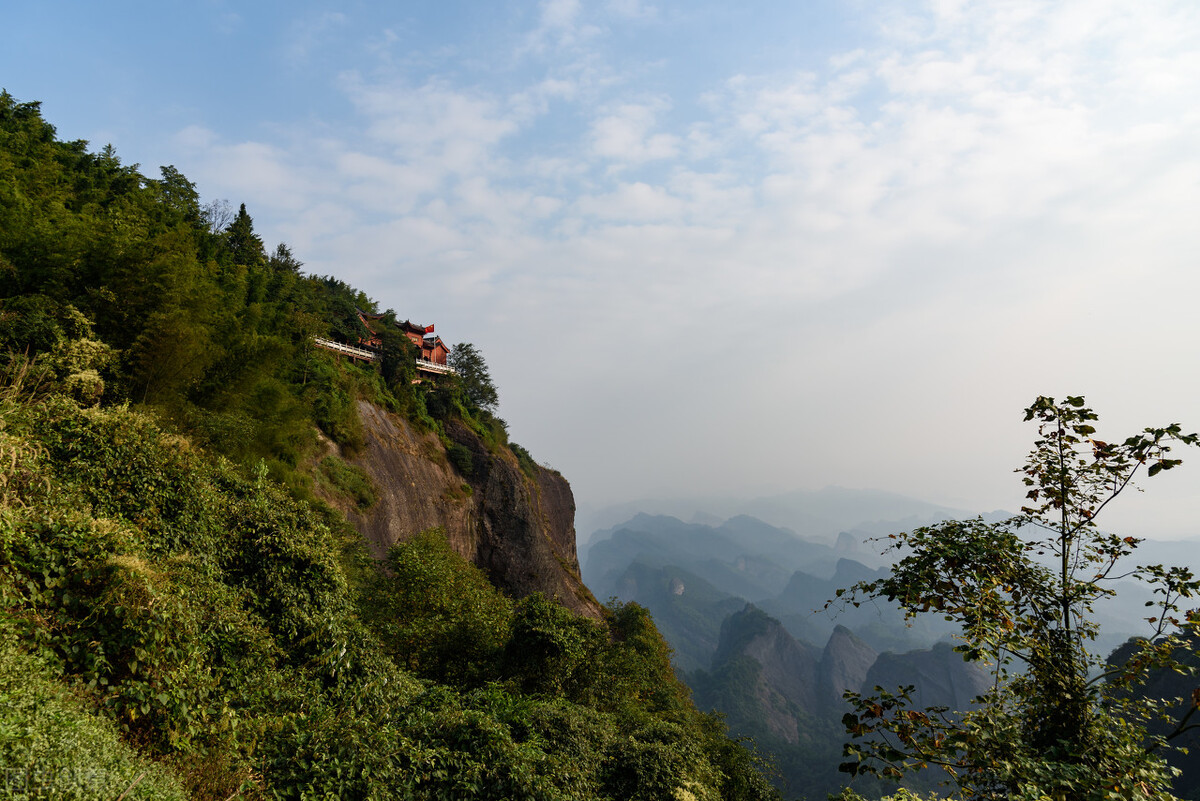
left=6, top=1, right=1200, bottom=538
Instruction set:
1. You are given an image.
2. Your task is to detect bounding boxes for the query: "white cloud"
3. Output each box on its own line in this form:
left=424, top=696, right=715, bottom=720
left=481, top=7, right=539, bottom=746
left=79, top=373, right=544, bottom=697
left=173, top=133, right=313, bottom=213
left=173, top=125, right=218, bottom=150
left=523, top=0, right=602, bottom=53
left=510, top=78, right=578, bottom=120
left=608, top=0, right=657, bottom=20
left=576, top=181, right=684, bottom=221
left=342, top=75, right=518, bottom=170
left=542, top=0, right=581, bottom=30
left=589, top=102, right=680, bottom=163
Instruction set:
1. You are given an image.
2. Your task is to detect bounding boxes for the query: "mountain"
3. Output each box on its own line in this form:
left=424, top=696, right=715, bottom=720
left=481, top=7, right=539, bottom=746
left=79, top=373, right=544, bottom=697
left=584, top=513, right=841, bottom=604
left=1108, top=633, right=1200, bottom=799
left=819, top=625, right=878, bottom=704
left=600, top=561, right=747, bottom=673
left=863, top=642, right=992, bottom=711
left=0, top=93, right=780, bottom=801
left=579, top=486, right=977, bottom=555
left=759, top=560, right=958, bottom=655
left=587, top=510, right=998, bottom=798
left=692, top=605, right=984, bottom=800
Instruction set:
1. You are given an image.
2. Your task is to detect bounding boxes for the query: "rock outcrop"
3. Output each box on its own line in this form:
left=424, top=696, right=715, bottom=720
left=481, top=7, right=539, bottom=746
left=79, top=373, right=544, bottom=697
left=703, top=605, right=822, bottom=744
left=700, top=606, right=986, bottom=747
left=863, top=641, right=991, bottom=710
left=328, top=401, right=601, bottom=618
left=818, top=625, right=877, bottom=702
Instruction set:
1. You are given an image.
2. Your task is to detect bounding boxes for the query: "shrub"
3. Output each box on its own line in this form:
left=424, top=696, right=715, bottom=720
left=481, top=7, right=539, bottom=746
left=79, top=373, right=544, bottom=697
left=0, top=626, right=187, bottom=800
left=371, top=529, right=512, bottom=686
left=317, top=454, right=377, bottom=510
left=447, top=442, right=474, bottom=476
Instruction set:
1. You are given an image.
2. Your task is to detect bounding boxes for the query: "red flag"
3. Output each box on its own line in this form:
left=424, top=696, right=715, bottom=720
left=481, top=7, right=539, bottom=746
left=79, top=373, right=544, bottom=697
left=424, top=324, right=435, bottom=333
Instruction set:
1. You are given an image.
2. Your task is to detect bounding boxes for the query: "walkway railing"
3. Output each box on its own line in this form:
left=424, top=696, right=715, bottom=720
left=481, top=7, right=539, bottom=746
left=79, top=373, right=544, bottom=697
left=313, top=337, right=457, bottom=375
left=415, top=359, right=455, bottom=375
left=314, top=337, right=376, bottom=361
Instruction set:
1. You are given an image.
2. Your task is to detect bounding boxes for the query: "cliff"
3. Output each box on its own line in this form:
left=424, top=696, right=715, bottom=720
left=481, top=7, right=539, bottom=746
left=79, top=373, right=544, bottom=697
left=329, top=400, right=602, bottom=618
left=863, top=641, right=991, bottom=710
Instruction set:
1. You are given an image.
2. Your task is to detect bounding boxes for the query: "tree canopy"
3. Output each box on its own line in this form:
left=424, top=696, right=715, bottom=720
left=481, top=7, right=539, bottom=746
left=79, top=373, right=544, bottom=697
left=449, top=341, right=500, bottom=413
left=837, top=396, right=1200, bottom=800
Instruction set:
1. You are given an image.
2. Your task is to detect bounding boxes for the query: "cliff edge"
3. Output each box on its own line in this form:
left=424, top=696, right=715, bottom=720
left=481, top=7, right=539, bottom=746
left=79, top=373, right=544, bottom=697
left=327, top=400, right=602, bottom=618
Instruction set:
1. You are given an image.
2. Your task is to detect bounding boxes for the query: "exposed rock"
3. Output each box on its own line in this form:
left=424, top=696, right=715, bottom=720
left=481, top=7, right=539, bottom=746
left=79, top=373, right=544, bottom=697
left=819, top=625, right=876, bottom=705
left=741, top=625, right=821, bottom=718
left=327, top=401, right=601, bottom=618
left=607, top=562, right=747, bottom=673
left=863, top=641, right=991, bottom=710
left=834, top=531, right=860, bottom=553
left=709, top=605, right=822, bottom=743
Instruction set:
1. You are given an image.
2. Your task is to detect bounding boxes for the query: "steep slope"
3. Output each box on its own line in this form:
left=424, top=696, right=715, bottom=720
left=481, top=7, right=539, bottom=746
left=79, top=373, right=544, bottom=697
left=605, top=561, right=748, bottom=673
left=0, top=93, right=784, bottom=800
left=692, top=604, right=989, bottom=799
left=329, top=400, right=601, bottom=618
left=691, top=607, right=870, bottom=799
left=699, top=605, right=823, bottom=744
left=818, top=625, right=877, bottom=703
left=863, top=642, right=991, bottom=710
left=1108, top=633, right=1200, bottom=798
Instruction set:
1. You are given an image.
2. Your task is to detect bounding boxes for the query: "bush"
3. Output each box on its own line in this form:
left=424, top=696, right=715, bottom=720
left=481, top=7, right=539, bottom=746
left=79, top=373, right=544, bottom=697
left=504, top=593, right=608, bottom=698
left=370, top=529, right=512, bottom=686
left=317, top=454, right=377, bottom=510
left=447, top=442, right=474, bottom=476
left=0, top=628, right=187, bottom=801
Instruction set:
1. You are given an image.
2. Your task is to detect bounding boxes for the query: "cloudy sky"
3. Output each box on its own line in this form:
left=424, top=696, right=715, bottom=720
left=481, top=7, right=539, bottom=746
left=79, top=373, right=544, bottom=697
left=5, top=1, right=1200, bottom=537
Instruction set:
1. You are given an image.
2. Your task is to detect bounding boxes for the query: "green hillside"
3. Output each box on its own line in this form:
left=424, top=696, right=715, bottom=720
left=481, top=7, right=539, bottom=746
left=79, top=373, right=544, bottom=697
left=0, top=91, right=779, bottom=800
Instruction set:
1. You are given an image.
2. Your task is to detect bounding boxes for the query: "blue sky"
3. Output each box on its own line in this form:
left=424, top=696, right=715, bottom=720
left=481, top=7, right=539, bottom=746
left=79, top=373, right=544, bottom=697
left=6, top=1, right=1200, bottom=537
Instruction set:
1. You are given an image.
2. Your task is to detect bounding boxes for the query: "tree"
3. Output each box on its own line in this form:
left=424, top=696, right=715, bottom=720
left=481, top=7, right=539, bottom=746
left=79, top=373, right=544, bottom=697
left=223, top=203, right=265, bottom=267
left=150, top=165, right=202, bottom=229
left=837, top=396, right=1200, bottom=800
left=448, top=342, right=499, bottom=413
left=201, top=198, right=234, bottom=234
left=268, top=242, right=303, bottom=273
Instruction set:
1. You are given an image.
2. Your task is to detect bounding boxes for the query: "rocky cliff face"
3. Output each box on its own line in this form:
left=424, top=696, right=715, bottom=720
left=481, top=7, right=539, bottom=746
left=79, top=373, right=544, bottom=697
left=863, top=641, right=991, bottom=710
left=329, top=401, right=601, bottom=618
left=818, top=625, right=877, bottom=702
left=704, top=605, right=825, bottom=744
left=700, top=605, right=988, bottom=749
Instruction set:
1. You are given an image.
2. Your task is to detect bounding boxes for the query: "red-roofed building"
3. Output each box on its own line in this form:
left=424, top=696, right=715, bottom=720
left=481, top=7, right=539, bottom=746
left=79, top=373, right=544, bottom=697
left=336, top=313, right=453, bottom=376
left=400, top=320, right=451, bottom=375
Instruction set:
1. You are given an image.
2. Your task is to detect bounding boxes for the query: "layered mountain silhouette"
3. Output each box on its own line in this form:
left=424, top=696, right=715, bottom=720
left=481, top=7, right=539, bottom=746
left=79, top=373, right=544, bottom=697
left=584, top=509, right=994, bottom=798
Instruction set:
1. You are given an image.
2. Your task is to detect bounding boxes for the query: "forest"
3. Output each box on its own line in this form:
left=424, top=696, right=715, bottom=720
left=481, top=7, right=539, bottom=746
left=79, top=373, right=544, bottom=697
left=0, top=92, right=781, bottom=800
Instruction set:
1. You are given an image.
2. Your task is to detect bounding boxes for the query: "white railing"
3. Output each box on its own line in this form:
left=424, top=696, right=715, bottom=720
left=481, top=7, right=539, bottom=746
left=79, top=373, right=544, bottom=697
left=416, top=359, right=456, bottom=375
left=313, top=337, right=377, bottom=361
left=313, top=338, right=457, bottom=375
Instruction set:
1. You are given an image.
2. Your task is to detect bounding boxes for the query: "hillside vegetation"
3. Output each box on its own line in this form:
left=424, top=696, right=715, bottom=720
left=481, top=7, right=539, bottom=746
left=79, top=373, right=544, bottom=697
left=0, top=91, right=779, bottom=800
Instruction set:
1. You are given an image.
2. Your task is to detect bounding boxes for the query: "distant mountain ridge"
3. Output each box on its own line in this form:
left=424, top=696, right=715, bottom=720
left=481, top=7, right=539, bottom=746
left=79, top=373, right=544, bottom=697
left=581, top=501, right=1200, bottom=798
left=578, top=485, right=981, bottom=551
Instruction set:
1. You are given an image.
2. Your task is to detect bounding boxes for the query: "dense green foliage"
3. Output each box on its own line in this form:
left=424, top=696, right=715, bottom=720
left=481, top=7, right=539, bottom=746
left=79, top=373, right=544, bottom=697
left=0, top=90, right=509, bottom=489
left=448, top=342, right=499, bottom=414
left=0, top=384, right=778, bottom=799
left=0, top=92, right=779, bottom=799
left=837, top=397, right=1200, bottom=800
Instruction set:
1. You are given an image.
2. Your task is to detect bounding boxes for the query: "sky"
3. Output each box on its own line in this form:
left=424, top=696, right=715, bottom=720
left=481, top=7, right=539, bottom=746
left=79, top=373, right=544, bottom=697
left=5, top=1, right=1200, bottom=538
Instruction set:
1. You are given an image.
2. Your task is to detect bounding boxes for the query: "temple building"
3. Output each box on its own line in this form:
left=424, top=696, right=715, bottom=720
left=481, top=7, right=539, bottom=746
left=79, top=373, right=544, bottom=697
left=396, top=320, right=451, bottom=375
left=317, top=311, right=452, bottom=376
